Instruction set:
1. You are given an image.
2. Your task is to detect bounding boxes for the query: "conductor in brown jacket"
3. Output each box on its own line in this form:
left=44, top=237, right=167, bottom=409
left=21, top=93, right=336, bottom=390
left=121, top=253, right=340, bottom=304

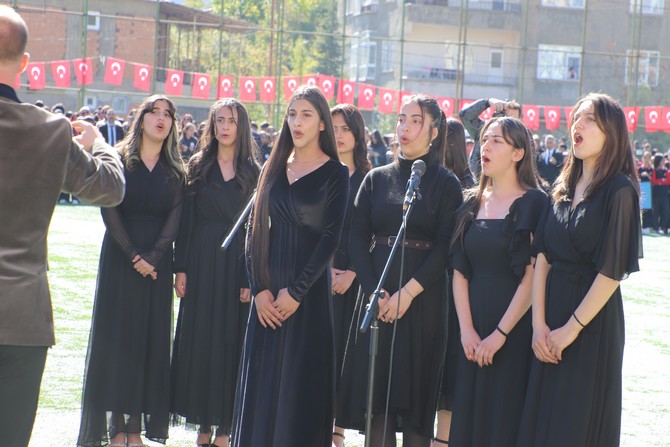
left=0, top=6, right=125, bottom=447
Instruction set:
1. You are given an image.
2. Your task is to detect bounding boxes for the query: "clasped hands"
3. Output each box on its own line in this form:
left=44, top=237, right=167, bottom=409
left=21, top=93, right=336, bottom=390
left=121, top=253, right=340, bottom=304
left=532, top=321, right=581, bottom=364
left=255, top=288, right=300, bottom=330
left=132, top=255, right=157, bottom=280
left=376, top=287, right=415, bottom=323
left=461, top=326, right=506, bottom=368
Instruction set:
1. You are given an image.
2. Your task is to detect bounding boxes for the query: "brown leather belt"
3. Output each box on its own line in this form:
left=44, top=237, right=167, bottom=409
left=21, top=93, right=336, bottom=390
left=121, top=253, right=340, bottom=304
left=373, top=235, right=434, bottom=250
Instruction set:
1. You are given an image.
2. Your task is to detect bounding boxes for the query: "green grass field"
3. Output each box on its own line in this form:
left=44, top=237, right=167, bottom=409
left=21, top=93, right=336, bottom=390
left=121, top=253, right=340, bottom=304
left=28, top=205, right=670, bottom=446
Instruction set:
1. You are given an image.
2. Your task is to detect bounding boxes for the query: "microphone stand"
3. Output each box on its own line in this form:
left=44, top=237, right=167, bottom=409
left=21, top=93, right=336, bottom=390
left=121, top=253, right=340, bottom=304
left=220, top=190, right=256, bottom=251
left=360, top=188, right=421, bottom=447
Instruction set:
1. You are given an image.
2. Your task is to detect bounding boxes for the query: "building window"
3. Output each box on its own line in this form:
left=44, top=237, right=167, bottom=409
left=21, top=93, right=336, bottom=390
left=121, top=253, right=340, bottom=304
left=541, top=0, right=585, bottom=7
left=381, top=41, right=394, bottom=73
left=445, top=42, right=474, bottom=72
left=349, top=32, right=377, bottom=81
left=87, top=11, right=100, bottom=31
left=626, top=50, right=660, bottom=86
left=629, top=0, right=664, bottom=15
left=537, top=44, right=581, bottom=81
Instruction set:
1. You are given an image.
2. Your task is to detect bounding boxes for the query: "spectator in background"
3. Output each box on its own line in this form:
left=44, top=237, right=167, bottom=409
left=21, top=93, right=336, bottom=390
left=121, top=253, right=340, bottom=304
left=651, top=154, right=670, bottom=235
left=99, top=108, right=125, bottom=147
left=179, top=122, right=198, bottom=163
left=51, top=103, right=65, bottom=115
left=465, top=138, right=475, bottom=159
left=460, top=97, right=521, bottom=178
left=638, top=151, right=654, bottom=234
left=78, top=105, right=92, bottom=119
left=537, top=134, right=564, bottom=186
left=368, top=129, right=388, bottom=167
left=259, top=130, right=272, bottom=162
left=124, top=108, right=137, bottom=133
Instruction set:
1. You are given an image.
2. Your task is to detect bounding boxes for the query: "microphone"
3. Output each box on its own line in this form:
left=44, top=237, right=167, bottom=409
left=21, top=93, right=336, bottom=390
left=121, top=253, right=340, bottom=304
left=402, top=159, right=426, bottom=211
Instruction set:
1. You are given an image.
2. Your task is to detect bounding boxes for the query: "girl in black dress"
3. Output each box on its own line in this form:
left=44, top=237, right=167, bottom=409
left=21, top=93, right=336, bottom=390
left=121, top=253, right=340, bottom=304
left=433, top=116, right=476, bottom=446
left=343, top=95, right=463, bottom=447
left=447, top=117, right=547, bottom=447
left=329, top=104, right=371, bottom=447
left=171, top=99, right=260, bottom=447
left=231, top=86, right=349, bottom=447
left=78, top=95, right=185, bottom=447
left=518, top=93, right=642, bottom=446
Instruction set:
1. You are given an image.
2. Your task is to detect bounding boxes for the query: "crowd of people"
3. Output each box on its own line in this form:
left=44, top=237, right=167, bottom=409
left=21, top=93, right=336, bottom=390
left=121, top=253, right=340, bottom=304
left=1, top=6, right=647, bottom=447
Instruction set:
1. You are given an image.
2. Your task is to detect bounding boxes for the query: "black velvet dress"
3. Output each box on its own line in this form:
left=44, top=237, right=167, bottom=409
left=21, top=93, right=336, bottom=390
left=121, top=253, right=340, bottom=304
left=170, top=165, right=258, bottom=433
left=333, top=168, right=365, bottom=390
left=231, top=159, right=349, bottom=447
left=337, top=154, right=463, bottom=437
left=449, top=189, right=547, bottom=447
left=518, top=174, right=642, bottom=447
left=78, top=161, right=183, bottom=446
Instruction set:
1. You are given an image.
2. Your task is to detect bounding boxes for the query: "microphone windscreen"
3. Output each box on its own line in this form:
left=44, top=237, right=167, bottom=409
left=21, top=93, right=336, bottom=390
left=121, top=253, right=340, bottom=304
left=411, top=159, right=427, bottom=176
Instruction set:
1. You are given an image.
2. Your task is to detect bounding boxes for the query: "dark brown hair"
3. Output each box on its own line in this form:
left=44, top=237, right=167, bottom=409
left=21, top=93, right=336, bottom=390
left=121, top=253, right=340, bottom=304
left=331, top=104, right=371, bottom=175
left=445, top=117, right=473, bottom=183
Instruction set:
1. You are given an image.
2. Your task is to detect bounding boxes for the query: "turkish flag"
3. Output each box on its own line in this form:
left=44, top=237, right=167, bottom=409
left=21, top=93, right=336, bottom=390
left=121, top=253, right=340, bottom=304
left=479, top=106, right=494, bottom=121
left=51, top=60, right=71, bottom=87
left=217, top=75, right=234, bottom=98
left=104, top=57, right=125, bottom=86
left=165, top=69, right=184, bottom=96
left=645, top=106, right=663, bottom=132
left=378, top=88, right=397, bottom=114
left=239, top=77, right=257, bottom=102
left=564, top=107, right=574, bottom=125
left=283, top=76, right=300, bottom=102
left=661, top=107, right=670, bottom=133
left=73, top=58, right=93, bottom=85
left=302, top=74, right=319, bottom=88
left=259, top=77, right=276, bottom=103
left=397, top=91, right=414, bottom=113
left=623, top=107, right=640, bottom=132
left=544, top=106, right=561, bottom=130
left=133, top=64, right=151, bottom=91
left=437, top=97, right=454, bottom=116
left=191, top=73, right=211, bottom=99
left=357, top=83, right=376, bottom=111
left=337, top=79, right=355, bottom=104
left=523, top=105, right=540, bottom=130
left=26, top=62, right=46, bottom=90
left=319, top=75, right=336, bottom=101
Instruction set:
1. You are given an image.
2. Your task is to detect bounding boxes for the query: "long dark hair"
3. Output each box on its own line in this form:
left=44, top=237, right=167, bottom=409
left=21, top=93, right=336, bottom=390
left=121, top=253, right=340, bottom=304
left=120, top=94, right=185, bottom=184
left=249, top=85, right=339, bottom=290
left=554, top=93, right=640, bottom=203
left=445, top=117, right=473, bottom=184
left=187, top=98, right=260, bottom=197
left=331, top=104, right=371, bottom=175
left=452, top=117, right=539, bottom=248
left=397, top=94, right=446, bottom=167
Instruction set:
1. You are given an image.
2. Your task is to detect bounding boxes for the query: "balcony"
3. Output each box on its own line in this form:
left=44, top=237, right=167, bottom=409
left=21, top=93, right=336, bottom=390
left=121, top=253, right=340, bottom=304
left=405, top=66, right=516, bottom=86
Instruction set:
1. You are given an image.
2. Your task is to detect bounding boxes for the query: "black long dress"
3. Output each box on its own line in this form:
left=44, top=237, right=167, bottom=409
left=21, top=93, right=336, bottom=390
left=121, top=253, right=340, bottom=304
left=170, top=165, right=258, bottom=433
left=517, top=174, right=642, bottom=447
left=78, top=161, right=183, bottom=446
left=449, top=189, right=547, bottom=447
left=337, top=154, right=463, bottom=437
left=333, top=168, right=365, bottom=389
left=231, top=159, right=349, bottom=447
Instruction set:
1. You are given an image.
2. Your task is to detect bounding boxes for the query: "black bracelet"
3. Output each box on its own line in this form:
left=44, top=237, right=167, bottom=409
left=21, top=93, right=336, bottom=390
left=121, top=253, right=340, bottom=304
left=496, top=325, right=508, bottom=337
left=573, top=312, right=586, bottom=328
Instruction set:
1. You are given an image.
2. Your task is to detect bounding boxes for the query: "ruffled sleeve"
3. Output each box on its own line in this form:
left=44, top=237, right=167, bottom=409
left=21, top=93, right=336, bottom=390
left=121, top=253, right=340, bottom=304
left=594, top=175, right=642, bottom=280
left=451, top=235, right=473, bottom=280
left=502, top=189, right=549, bottom=279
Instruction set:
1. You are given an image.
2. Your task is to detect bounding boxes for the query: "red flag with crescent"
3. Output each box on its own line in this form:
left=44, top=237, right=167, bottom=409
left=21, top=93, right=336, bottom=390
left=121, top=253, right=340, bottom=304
left=73, top=58, right=93, bottom=85
left=645, top=106, right=663, bottom=132
left=337, top=79, right=356, bottom=104
left=437, top=97, right=454, bottom=116
left=27, top=62, right=46, bottom=90
left=398, top=91, right=414, bottom=113
left=479, top=106, right=494, bottom=121
left=523, top=105, right=540, bottom=130
left=564, top=107, right=574, bottom=125
left=191, top=73, right=211, bottom=99
left=133, top=64, right=151, bottom=91
left=357, top=83, right=376, bottom=111
left=319, top=75, right=336, bottom=101
left=623, top=107, right=640, bottom=132
left=459, top=99, right=474, bottom=114
left=283, top=76, right=300, bottom=102
left=302, top=74, right=319, bottom=88
left=165, top=69, right=184, bottom=96
left=259, top=77, right=276, bottom=103
left=217, top=75, right=234, bottom=98
left=104, top=57, right=125, bottom=86
left=544, top=106, right=561, bottom=130
left=661, top=107, right=670, bottom=133
left=51, top=60, right=71, bottom=88
left=378, top=88, right=397, bottom=114
left=239, top=77, right=257, bottom=102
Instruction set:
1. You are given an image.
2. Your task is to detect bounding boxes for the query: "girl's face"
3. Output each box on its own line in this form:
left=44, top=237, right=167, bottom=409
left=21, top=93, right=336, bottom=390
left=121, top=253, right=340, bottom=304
left=287, top=99, right=324, bottom=150
left=396, top=101, right=437, bottom=160
left=571, top=100, right=605, bottom=167
left=215, top=106, right=239, bottom=149
left=332, top=113, right=355, bottom=156
left=480, top=122, right=524, bottom=178
left=141, top=100, right=173, bottom=143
